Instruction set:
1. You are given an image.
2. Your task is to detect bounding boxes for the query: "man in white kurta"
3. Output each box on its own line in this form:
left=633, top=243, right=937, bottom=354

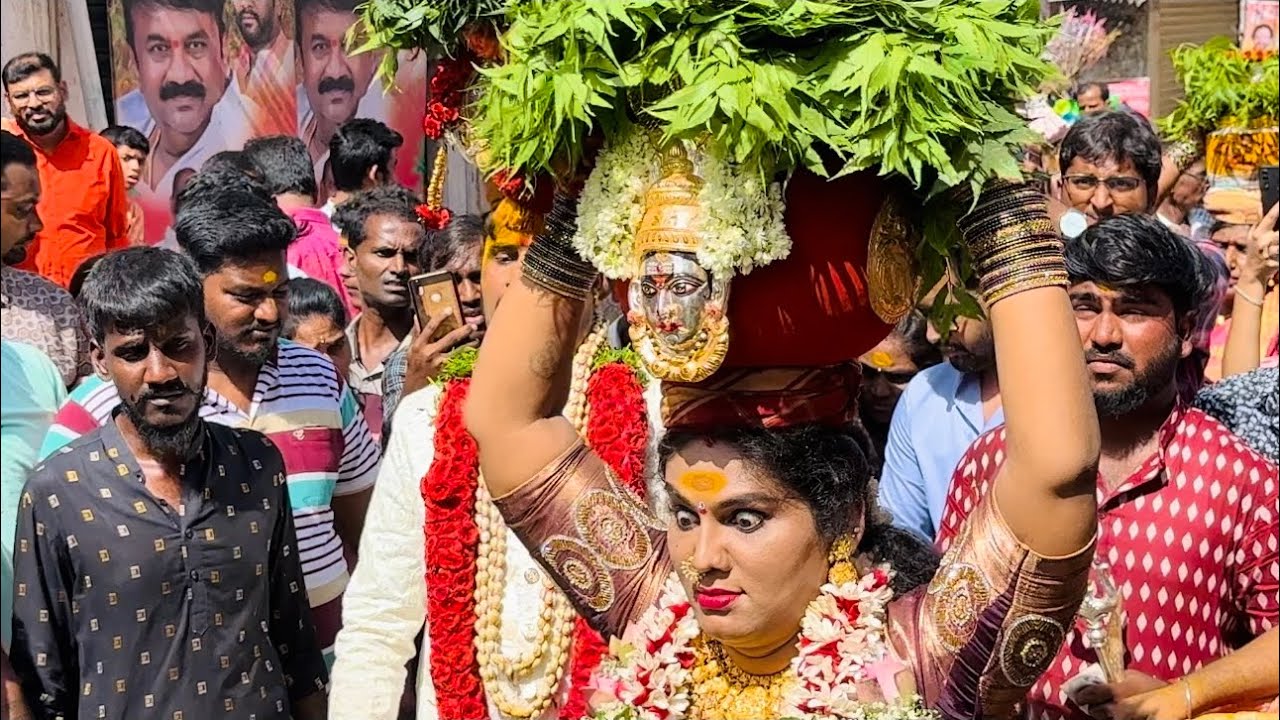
left=329, top=382, right=576, bottom=719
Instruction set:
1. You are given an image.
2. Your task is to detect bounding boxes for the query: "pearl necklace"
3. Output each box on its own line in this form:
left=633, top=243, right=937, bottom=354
left=472, top=323, right=609, bottom=719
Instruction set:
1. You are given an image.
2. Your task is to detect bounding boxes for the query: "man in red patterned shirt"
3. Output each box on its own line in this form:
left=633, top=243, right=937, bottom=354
left=938, top=214, right=1278, bottom=719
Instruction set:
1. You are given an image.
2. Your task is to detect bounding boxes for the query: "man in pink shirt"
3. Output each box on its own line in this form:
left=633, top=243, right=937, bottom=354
left=243, top=135, right=356, bottom=316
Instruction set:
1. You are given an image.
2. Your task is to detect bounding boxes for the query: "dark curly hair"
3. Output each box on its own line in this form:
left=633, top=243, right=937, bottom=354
left=659, top=423, right=939, bottom=594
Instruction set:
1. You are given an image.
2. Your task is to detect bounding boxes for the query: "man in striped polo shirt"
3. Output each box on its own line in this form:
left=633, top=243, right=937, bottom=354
left=41, top=168, right=379, bottom=665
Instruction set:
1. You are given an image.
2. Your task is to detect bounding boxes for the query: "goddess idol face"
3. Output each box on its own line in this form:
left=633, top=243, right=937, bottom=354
left=634, top=251, right=717, bottom=348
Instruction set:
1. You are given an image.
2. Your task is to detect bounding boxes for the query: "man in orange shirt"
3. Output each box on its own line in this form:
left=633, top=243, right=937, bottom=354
left=2, top=52, right=129, bottom=287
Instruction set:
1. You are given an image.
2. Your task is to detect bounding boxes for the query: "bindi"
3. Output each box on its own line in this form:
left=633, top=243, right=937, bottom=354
left=262, top=270, right=279, bottom=284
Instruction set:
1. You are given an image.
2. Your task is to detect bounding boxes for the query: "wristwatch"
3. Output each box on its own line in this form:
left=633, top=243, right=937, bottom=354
left=1059, top=209, right=1088, bottom=239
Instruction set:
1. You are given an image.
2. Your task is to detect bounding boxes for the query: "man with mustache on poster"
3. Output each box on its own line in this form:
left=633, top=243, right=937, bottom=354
left=232, top=0, right=297, bottom=135
left=117, top=0, right=259, bottom=244
left=296, top=0, right=386, bottom=184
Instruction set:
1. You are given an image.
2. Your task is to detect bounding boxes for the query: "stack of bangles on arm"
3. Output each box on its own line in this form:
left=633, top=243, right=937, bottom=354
left=956, top=182, right=1069, bottom=303
left=521, top=194, right=598, bottom=301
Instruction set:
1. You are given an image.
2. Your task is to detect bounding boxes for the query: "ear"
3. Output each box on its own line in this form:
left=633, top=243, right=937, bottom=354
left=58, top=81, right=69, bottom=99
left=366, top=165, right=380, bottom=187
left=90, top=341, right=110, bottom=380
left=1177, top=314, right=1195, bottom=360
left=344, top=245, right=357, bottom=264
left=201, top=322, right=217, bottom=355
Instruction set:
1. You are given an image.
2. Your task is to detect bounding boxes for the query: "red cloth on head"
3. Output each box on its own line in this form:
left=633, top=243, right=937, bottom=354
left=723, top=169, right=893, bottom=368
left=661, top=363, right=862, bottom=431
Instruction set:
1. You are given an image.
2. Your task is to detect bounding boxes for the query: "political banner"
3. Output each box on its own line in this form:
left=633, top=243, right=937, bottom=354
left=107, top=0, right=427, bottom=244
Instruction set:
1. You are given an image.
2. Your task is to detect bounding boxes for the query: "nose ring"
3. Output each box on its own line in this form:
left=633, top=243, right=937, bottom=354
left=679, top=557, right=701, bottom=585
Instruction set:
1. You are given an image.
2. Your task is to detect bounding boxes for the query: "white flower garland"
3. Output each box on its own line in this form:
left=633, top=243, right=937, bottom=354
left=572, top=127, right=792, bottom=283
left=589, top=567, right=940, bottom=720
left=573, top=128, right=660, bottom=279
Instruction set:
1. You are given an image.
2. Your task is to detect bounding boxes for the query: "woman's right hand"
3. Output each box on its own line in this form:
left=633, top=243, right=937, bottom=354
left=1237, top=203, right=1279, bottom=293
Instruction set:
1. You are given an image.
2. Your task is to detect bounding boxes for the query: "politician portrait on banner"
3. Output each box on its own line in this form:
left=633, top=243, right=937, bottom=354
left=294, top=0, right=426, bottom=193
left=107, top=0, right=427, bottom=245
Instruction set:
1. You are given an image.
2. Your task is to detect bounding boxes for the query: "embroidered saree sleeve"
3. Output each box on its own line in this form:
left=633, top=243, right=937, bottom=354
left=885, top=492, right=1094, bottom=716
left=493, top=440, right=671, bottom=640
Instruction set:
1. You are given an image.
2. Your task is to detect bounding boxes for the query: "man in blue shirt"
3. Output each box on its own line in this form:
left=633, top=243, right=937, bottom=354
left=878, top=290, right=1004, bottom=541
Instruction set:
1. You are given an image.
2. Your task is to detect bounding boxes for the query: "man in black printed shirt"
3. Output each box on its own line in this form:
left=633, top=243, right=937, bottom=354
left=9, top=247, right=327, bottom=719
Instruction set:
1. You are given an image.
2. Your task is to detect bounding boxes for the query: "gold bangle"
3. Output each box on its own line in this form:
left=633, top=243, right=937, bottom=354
left=1236, top=286, right=1266, bottom=307
left=1180, top=677, right=1194, bottom=720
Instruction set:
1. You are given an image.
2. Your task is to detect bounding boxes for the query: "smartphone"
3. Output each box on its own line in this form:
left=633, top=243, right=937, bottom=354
left=409, top=270, right=463, bottom=342
left=1261, top=165, right=1279, bottom=215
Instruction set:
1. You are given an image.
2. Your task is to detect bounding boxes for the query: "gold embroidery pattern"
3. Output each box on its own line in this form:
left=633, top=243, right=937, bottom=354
left=604, top=467, right=665, bottom=531
left=999, top=614, right=1065, bottom=687
left=573, top=490, right=652, bottom=571
left=541, top=536, right=616, bottom=612
left=927, top=562, right=993, bottom=652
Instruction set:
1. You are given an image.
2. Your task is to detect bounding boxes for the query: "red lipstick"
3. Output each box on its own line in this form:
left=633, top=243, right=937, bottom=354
left=695, top=587, right=741, bottom=611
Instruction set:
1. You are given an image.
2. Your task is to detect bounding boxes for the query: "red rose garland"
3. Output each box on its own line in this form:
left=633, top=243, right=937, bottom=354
left=421, top=359, right=650, bottom=720
left=421, top=378, right=488, bottom=720
left=561, top=360, right=651, bottom=719
left=584, top=362, right=651, bottom=496
left=424, top=56, right=470, bottom=140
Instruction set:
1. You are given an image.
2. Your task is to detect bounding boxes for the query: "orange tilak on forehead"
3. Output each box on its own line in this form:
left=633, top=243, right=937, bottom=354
left=677, top=469, right=728, bottom=497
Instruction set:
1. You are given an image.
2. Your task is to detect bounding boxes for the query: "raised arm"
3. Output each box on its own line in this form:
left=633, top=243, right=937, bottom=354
left=465, top=195, right=591, bottom=496
left=1221, top=205, right=1278, bottom=379
left=959, top=184, right=1100, bottom=557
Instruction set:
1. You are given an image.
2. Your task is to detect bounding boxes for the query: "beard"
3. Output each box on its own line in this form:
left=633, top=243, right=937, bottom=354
left=118, top=386, right=204, bottom=458
left=236, top=10, right=276, bottom=50
left=1091, top=341, right=1181, bottom=418
left=18, top=104, right=66, bottom=136
left=2, top=242, right=30, bottom=266
left=216, top=331, right=276, bottom=368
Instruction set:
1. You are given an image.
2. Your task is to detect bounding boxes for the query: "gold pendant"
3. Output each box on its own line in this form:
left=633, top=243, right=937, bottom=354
left=866, top=192, right=919, bottom=325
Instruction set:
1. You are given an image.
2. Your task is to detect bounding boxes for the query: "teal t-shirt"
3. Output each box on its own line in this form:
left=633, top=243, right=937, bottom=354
left=1, top=340, right=66, bottom=650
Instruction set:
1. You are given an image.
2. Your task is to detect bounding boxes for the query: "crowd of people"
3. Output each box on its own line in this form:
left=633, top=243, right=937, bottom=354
left=0, top=37, right=1277, bottom=720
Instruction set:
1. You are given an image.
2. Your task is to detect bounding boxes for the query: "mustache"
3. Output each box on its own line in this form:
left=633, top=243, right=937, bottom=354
left=243, top=321, right=280, bottom=335
left=1085, top=349, right=1135, bottom=369
left=159, top=80, right=207, bottom=102
left=137, top=380, right=198, bottom=403
left=237, top=9, right=260, bottom=23
left=318, top=75, right=355, bottom=95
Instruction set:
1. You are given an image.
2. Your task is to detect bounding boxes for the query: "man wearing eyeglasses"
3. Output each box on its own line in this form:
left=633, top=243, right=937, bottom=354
left=1056, top=110, right=1228, bottom=402
left=1, top=53, right=130, bottom=288
left=1058, top=111, right=1165, bottom=232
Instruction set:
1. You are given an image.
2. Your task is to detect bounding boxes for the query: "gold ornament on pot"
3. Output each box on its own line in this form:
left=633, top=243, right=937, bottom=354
left=627, top=143, right=731, bottom=383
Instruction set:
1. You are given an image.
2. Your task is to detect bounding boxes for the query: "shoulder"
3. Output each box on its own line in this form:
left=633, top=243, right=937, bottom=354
left=27, top=430, right=107, bottom=490
left=275, top=340, right=342, bottom=387
left=1175, top=408, right=1277, bottom=498
left=901, top=362, right=962, bottom=404
left=276, top=338, right=339, bottom=373
left=83, top=129, right=121, bottom=162
left=2, top=268, right=75, bottom=308
left=60, top=375, right=117, bottom=417
left=209, top=424, right=287, bottom=473
left=397, top=384, right=444, bottom=424
left=1, top=341, right=63, bottom=397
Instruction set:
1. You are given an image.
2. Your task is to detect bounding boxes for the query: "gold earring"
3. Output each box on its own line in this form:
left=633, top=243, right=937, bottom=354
left=679, top=557, right=701, bottom=585
left=827, top=534, right=858, bottom=586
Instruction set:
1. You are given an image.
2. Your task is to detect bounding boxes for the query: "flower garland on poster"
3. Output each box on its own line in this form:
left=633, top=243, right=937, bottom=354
left=421, top=341, right=651, bottom=719
left=588, top=570, right=940, bottom=720
left=416, top=55, right=473, bottom=230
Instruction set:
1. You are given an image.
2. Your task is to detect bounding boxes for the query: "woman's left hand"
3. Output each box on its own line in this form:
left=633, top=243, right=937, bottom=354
left=1073, top=670, right=1192, bottom=720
